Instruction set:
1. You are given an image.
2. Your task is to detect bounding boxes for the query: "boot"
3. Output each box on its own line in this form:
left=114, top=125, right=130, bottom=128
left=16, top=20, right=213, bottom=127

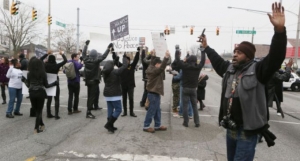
left=54, top=106, right=60, bottom=120
left=108, top=118, right=117, bottom=130
left=121, top=107, right=127, bottom=117
left=104, top=117, right=115, bottom=133
left=2, top=93, right=6, bottom=104
left=47, top=106, right=54, bottom=118
left=129, top=99, right=137, bottom=117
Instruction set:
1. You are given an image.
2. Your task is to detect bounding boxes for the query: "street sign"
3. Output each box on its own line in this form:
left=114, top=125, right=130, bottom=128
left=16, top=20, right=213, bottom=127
left=56, top=21, right=66, bottom=28
left=236, top=30, right=256, bottom=34
left=110, top=15, right=129, bottom=41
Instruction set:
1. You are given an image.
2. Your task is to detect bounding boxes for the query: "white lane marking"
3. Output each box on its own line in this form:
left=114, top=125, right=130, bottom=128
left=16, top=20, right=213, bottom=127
left=269, top=120, right=300, bottom=125
left=58, top=151, right=202, bottom=160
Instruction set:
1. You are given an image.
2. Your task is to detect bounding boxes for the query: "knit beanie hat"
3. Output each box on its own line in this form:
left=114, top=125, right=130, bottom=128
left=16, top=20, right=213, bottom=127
left=234, top=41, right=256, bottom=60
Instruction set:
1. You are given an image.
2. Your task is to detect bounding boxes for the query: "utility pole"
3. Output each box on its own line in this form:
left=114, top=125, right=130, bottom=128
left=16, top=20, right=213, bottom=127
left=47, top=0, right=51, bottom=50
left=251, top=27, right=255, bottom=43
left=76, top=8, right=79, bottom=52
left=294, top=1, right=300, bottom=66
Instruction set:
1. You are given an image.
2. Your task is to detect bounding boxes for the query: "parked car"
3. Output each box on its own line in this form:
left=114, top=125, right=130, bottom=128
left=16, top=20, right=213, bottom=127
left=283, top=72, right=300, bottom=91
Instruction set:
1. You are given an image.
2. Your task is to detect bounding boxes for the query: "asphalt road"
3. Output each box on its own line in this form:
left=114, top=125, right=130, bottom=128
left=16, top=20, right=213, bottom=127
left=0, top=69, right=300, bottom=161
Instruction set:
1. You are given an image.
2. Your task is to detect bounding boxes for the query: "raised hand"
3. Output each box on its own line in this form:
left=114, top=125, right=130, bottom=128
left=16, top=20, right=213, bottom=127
left=85, top=40, right=90, bottom=46
left=108, top=43, right=114, bottom=49
left=285, top=58, right=293, bottom=68
left=268, top=2, right=285, bottom=32
left=165, top=50, right=170, bottom=58
left=199, top=35, right=208, bottom=48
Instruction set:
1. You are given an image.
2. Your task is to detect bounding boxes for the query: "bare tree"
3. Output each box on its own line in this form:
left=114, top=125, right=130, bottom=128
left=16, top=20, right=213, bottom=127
left=51, top=25, right=85, bottom=54
left=0, top=7, right=40, bottom=57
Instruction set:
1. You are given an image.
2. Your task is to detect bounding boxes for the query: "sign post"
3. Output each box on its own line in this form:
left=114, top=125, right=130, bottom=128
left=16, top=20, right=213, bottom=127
left=110, top=15, right=129, bottom=41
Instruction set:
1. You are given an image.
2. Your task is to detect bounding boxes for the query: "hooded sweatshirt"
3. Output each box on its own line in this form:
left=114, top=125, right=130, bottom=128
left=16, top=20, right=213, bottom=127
left=40, top=54, right=67, bottom=80
left=102, top=57, right=128, bottom=98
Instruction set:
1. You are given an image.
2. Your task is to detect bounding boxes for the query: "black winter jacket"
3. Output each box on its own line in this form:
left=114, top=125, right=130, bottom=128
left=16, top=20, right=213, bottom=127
left=102, top=57, right=128, bottom=97
left=82, top=45, right=109, bottom=82
left=112, top=52, right=139, bottom=88
left=174, top=51, right=206, bottom=88
left=40, top=54, right=67, bottom=80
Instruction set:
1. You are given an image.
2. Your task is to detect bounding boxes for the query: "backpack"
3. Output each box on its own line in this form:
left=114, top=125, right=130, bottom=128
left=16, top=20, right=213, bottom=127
left=64, top=62, right=76, bottom=80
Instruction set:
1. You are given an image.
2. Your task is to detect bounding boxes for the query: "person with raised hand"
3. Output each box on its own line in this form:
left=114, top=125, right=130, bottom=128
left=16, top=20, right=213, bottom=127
left=199, top=2, right=286, bottom=160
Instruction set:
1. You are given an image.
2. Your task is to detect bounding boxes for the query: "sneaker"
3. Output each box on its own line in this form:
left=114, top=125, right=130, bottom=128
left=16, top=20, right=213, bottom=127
left=143, top=128, right=155, bottom=133
left=195, top=124, right=200, bottom=127
left=189, top=116, right=193, bottom=119
left=155, top=126, right=167, bottom=131
left=277, top=113, right=281, bottom=116
left=55, top=116, right=60, bottom=120
left=73, top=110, right=82, bottom=113
left=173, top=113, right=180, bottom=118
left=6, top=114, right=14, bottom=118
left=68, top=111, right=73, bottom=115
left=14, top=112, right=23, bottom=116
left=86, top=113, right=95, bottom=119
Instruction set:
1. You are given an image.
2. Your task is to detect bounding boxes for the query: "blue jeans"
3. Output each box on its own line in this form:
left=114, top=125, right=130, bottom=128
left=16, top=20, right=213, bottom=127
left=179, top=86, right=193, bottom=117
left=106, top=100, right=122, bottom=118
left=143, top=93, right=161, bottom=129
left=226, top=127, right=258, bottom=161
left=6, top=87, right=23, bottom=114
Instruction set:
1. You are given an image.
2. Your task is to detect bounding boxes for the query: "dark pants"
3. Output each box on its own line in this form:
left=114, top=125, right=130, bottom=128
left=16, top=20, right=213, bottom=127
left=30, top=96, right=45, bottom=130
left=1, top=84, right=7, bottom=103
left=182, top=87, right=199, bottom=125
left=47, top=85, right=60, bottom=116
left=122, top=85, right=134, bottom=114
left=87, top=82, right=99, bottom=112
left=94, top=85, right=100, bottom=108
left=226, top=128, right=258, bottom=161
left=68, top=82, right=80, bottom=112
left=140, top=80, right=148, bottom=106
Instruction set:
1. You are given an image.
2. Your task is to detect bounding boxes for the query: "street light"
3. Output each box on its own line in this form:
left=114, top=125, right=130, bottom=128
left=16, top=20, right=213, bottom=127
left=228, top=4, right=300, bottom=67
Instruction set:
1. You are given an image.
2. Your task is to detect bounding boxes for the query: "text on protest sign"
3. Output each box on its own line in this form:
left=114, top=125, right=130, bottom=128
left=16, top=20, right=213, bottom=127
left=110, top=15, right=129, bottom=41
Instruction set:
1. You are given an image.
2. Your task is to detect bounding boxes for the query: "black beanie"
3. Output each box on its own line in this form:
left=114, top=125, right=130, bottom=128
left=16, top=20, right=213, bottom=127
left=234, top=41, right=256, bottom=60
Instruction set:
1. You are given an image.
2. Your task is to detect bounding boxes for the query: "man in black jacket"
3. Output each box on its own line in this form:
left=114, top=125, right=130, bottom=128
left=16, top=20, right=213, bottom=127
left=199, top=2, right=286, bottom=160
left=112, top=48, right=140, bottom=117
left=267, top=58, right=293, bottom=117
left=174, top=47, right=205, bottom=128
left=40, top=50, right=67, bottom=120
left=19, top=53, right=28, bottom=71
left=82, top=40, right=112, bottom=119
left=140, top=47, right=149, bottom=107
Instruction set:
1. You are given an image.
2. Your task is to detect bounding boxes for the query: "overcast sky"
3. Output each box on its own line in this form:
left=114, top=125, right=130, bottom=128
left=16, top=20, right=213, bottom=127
left=1, top=0, right=299, bottom=54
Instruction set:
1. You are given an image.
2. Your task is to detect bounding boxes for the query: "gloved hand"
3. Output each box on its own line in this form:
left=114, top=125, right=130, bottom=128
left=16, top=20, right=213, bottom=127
left=111, top=47, right=114, bottom=52
left=85, top=40, right=90, bottom=46
left=123, top=53, right=127, bottom=58
left=79, top=56, right=83, bottom=61
left=108, top=43, right=114, bottom=49
left=137, top=47, right=140, bottom=51
left=21, top=76, right=26, bottom=82
left=54, top=81, right=59, bottom=86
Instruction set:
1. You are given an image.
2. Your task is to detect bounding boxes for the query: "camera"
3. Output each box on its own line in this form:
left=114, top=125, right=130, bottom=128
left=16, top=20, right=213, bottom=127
left=220, top=115, right=237, bottom=130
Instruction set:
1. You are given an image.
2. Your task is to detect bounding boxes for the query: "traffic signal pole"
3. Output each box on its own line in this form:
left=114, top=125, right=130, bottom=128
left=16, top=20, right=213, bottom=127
left=76, top=8, right=80, bottom=52
left=47, top=0, right=51, bottom=50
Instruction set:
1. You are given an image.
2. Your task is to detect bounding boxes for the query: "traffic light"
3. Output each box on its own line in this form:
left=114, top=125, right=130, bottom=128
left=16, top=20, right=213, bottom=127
left=32, top=8, right=37, bottom=21
left=167, top=29, right=170, bottom=35
left=48, top=15, right=52, bottom=25
left=164, top=29, right=167, bottom=35
left=190, top=27, right=194, bottom=35
left=216, top=27, right=219, bottom=36
left=10, top=2, right=18, bottom=15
